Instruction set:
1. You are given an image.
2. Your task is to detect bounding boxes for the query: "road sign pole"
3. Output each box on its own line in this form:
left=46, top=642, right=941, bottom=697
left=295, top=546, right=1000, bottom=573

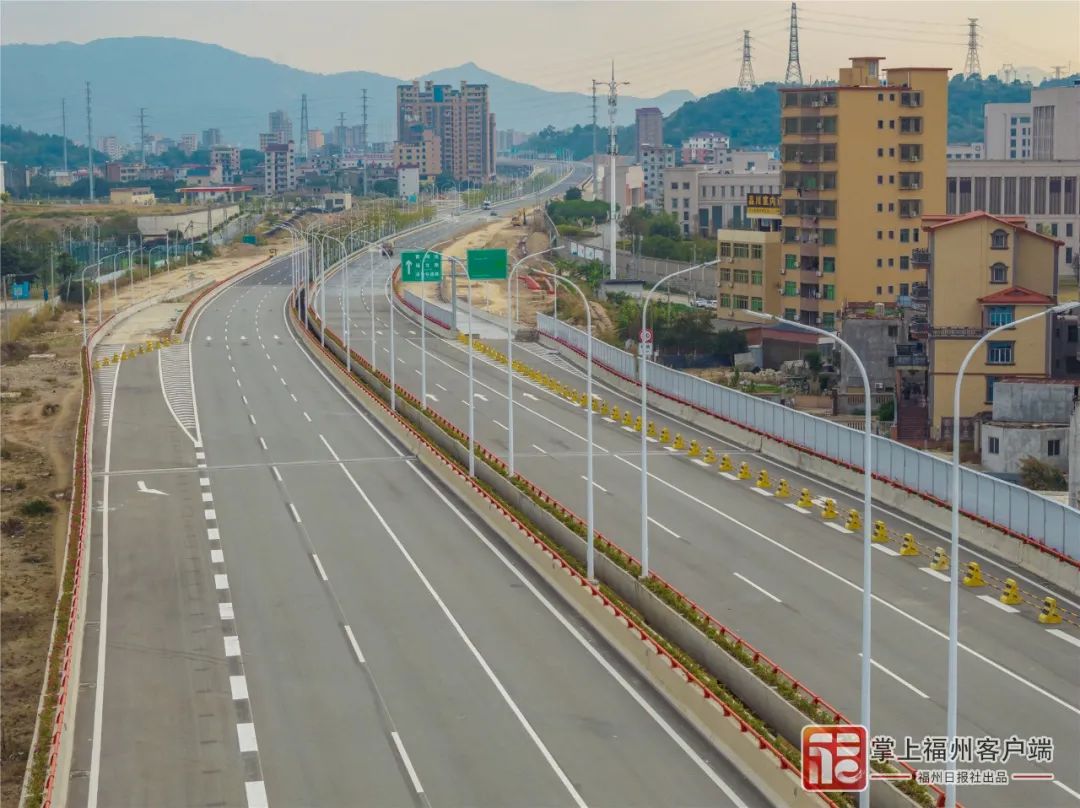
left=388, top=270, right=396, bottom=413
left=465, top=262, right=475, bottom=477
left=370, top=246, right=376, bottom=365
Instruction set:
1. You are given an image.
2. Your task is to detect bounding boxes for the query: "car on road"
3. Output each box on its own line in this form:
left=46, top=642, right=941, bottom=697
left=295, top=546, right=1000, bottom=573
left=482, top=200, right=493, bottom=210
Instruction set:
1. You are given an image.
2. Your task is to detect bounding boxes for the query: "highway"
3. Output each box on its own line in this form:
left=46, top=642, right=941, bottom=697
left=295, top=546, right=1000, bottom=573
left=68, top=182, right=772, bottom=806
left=312, top=183, right=1080, bottom=807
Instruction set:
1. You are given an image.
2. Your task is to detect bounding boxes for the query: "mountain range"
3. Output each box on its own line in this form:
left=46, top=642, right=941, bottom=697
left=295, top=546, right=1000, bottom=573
left=0, top=37, right=694, bottom=148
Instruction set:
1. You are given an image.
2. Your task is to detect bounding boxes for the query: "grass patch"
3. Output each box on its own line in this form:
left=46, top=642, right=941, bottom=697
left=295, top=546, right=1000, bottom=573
left=19, top=499, right=54, bottom=517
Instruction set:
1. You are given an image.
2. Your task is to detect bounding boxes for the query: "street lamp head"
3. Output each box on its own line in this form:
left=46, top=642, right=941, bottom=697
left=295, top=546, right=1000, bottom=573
left=1050, top=301, right=1080, bottom=314
left=741, top=308, right=774, bottom=321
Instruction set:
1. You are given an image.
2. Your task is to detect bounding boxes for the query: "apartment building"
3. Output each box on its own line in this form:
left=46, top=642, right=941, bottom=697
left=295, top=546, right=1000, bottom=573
left=920, top=211, right=1063, bottom=437
left=635, top=107, right=664, bottom=159
left=946, top=159, right=1079, bottom=278
left=665, top=165, right=781, bottom=238
left=201, top=128, right=223, bottom=149
left=985, top=82, right=1079, bottom=160
left=715, top=229, right=783, bottom=322
left=396, top=80, right=495, bottom=181
left=263, top=141, right=296, bottom=195
left=640, top=144, right=675, bottom=209
left=269, top=110, right=293, bottom=145
left=180, top=134, right=198, bottom=155
left=392, top=129, right=442, bottom=180
left=681, top=132, right=730, bottom=164
left=779, top=56, right=948, bottom=331
left=210, top=146, right=241, bottom=181
left=307, top=129, right=325, bottom=152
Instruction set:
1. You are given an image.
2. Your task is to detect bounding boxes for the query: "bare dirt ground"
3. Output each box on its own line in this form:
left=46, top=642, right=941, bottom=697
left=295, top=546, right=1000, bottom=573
left=0, top=242, right=269, bottom=807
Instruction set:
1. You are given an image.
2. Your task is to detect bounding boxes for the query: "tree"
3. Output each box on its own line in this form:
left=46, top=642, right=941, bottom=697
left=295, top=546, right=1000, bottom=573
left=804, top=350, right=823, bottom=394
left=713, top=328, right=748, bottom=363
left=564, top=187, right=582, bottom=201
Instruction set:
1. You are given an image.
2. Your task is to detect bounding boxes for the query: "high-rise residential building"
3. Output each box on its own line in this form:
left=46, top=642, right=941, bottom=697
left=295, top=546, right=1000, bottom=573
left=180, top=134, right=198, bottom=155
left=268, top=110, right=293, bottom=145
left=210, top=146, right=241, bottom=181
left=201, top=128, right=223, bottom=149
left=307, top=129, right=325, bottom=152
left=984, top=83, right=1079, bottom=160
left=97, top=135, right=122, bottom=161
left=635, top=107, right=663, bottom=160
left=395, top=80, right=494, bottom=181
left=640, top=144, right=676, bottom=209
left=263, top=141, right=296, bottom=195
left=681, top=132, right=731, bottom=164
left=778, top=56, right=948, bottom=331
left=258, top=132, right=278, bottom=151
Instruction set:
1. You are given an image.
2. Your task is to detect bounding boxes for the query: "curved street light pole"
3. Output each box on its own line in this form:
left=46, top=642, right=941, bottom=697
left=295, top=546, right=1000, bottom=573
left=637, top=259, right=721, bottom=578
left=745, top=309, right=873, bottom=807
left=505, top=246, right=564, bottom=476
left=943, top=300, right=1079, bottom=808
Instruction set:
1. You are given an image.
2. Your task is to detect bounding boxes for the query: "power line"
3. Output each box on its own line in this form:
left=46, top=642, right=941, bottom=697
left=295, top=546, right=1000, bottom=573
left=737, top=30, right=756, bottom=91
left=784, top=2, right=803, bottom=85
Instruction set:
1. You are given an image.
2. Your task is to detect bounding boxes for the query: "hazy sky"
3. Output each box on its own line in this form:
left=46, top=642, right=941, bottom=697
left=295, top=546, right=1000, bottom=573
left=2, top=1, right=1078, bottom=96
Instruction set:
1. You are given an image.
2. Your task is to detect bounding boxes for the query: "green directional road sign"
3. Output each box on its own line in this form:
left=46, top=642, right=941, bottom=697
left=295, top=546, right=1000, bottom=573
left=466, top=248, right=508, bottom=280
left=401, top=251, right=443, bottom=282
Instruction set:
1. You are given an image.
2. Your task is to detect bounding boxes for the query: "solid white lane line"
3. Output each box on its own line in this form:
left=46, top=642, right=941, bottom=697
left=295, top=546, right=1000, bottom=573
left=224, top=636, right=241, bottom=656
left=343, top=625, right=366, bottom=663
left=858, top=653, right=929, bottom=699
left=733, top=572, right=782, bottom=603
left=532, top=444, right=547, bottom=454
left=211, top=549, right=225, bottom=564
left=921, top=567, right=951, bottom=583
left=236, top=723, right=259, bottom=753
left=230, top=675, right=249, bottom=700
left=873, top=544, right=901, bottom=557
left=391, top=731, right=425, bottom=796
left=259, top=438, right=268, bottom=451
left=289, top=503, right=302, bottom=523
left=1053, top=780, right=1080, bottom=800
left=648, top=516, right=680, bottom=539
left=978, top=594, right=1020, bottom=614
left=219, top=602, right=234, bottom=620
left=493, top=419, right=508, bottom=430
left=606, top=454, right=1080, bottom=717
left=312, top=553, right=329, bottom=581
left=271, top=466, right=282, bottom=482
left=1046, top=628, right=1080, bottom=650
left=303, top=412, right=312, bottom=422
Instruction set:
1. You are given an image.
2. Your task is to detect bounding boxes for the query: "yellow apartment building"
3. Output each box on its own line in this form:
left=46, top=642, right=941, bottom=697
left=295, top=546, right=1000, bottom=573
left=715, top=228, right=782, bottom=322
left=779, top=57, right=948, bottom=331
left=923, top=211, right=1063, bottom=437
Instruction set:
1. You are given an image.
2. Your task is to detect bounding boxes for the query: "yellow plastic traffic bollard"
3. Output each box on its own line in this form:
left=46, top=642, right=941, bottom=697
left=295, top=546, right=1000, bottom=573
left=702, top=447, right=717, bottom=465
left=844, top=508, right=861, bottom=532
left=647, top=421, right=658, bottom=438
left=611, top=405, right=621, bottom=422
left=1000, top=578, right=1023, bottom=606
left=930, top=546, right=949, bottom=571
left=821, top=498, right=838, bottom=520
left=775, top=478, right=790, bottom=498
left=962, top=561, right=986, bottom=588
left=796, top=488, right=814, bottom=508
left=688, top=439, right=700, bottom=457
left=672, top=433, right=686, bottom=450
left=111, top=353, right=120, bottom=364
left=1038, top=596, right=1062, bottom=625
left=93, top=360, right=101, bottom=370
left=622, top=409, right=633, bottom=427
left=899, top=533, right=920, bottom=556
left=633, top=416, right=642, bottom=432
left=737, top=461, right=751, bottom=480
left=136, top=345, right=145, bottom=355
left=871, top=520, right=890, bottom=543
left=600, top=402, right=611, bottom=418
left=719, top=454, right=733, bottom=472
left=659, top=427, right=671, bottom=444
left=755, top=469, right=772, bottom=490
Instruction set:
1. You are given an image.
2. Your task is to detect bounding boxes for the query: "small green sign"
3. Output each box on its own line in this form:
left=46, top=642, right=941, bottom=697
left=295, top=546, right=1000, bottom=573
left=467, top=248, right=508, bottom=280
left=401, top=251, right=443, bottom=282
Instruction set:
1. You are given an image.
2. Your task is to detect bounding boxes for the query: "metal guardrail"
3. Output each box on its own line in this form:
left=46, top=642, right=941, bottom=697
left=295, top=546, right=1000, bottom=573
left=537, top=313, right=1080, bottom=561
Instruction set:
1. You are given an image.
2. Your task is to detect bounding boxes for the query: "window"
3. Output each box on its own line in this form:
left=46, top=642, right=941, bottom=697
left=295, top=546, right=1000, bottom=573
left=734, top=295, right=749, bottom=310
left=719, top=241, right=732, bottom=257
left=750, top=297, right=764, bottom=312
left=877, top=175, right=883, bottom=185
left=877, top=203, right=883, bottom=212
left=821, top=229, right=837, bottom=245
left=889, top=202, right=895, bottom=212
left=877, top=230, right=883, bottom=240
left=889, top=175, right=895, bottom=184
left=1067, top=223, right=1074, bottom=238
left=670, top=182, right=678, bottom=190
left=784, top=280, right=798, bottom=296
left=719, top=268, right=731, bottom=281
left=751, top=244, right=763, bottom=259
left=899, top=117, right=923, bottom=133
left=719, top=293, right=731, bottom=308
left=888, top=258, right=894, bottom=267
left=1048, top=439, right=1061, bottom=457
left=876, top=286, right=882, bottom=295
left=900, top=256, right=910, bottom=270
left=877, top=148, right=884, bottom=157
left=733, top=242, right=750, bottom=258
left=876, top=258, right=883, bottom=267
left=889, top=230, right=895, bottom=240
left=986, top=376, right=999, bottom=403
left=991, top=229, right=1009, bottom=249
left=821, top=312, right=836, bottom=330
left=823, top=284, right=835, bottom=300
left=1067, top=247, right=1074, bottom=265
left=900, top=229, right=910, bottom=243
left=990, top=262, right=1008, bottom=283
left=899, top=283, right=909, bottom=296
left=889, top=147, right=895, bottom=157
left=889, top=120, right=896, bottom=129
left=733, top=269, right=750, bottom=284
left=987, top=341, right=1014, bottom=365
left=785, top=253, right=798, bottom=270
left=784, top=308, right=797, bottom=320
left=682, top=182, right=690, bottom=189
left=751, top=270, right=763, bottom=285
left=877, top=93, right=883, bottom=101
left=988, top=436, right=1000, bottom=454
left=988, top=306, right=1014, bottom=327
left=823, top=256, right=835, bottom=273
left=877, top=120, right=884, bottom=129
left=888, top=285, right=894, bottom=294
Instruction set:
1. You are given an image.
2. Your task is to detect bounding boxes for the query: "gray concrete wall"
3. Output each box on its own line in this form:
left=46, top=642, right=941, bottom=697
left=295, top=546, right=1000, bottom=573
left=137, top=204, right=241, bottom=238
left=992, top=381, right=1078, bottom=424
left=837, top=318, right=899, bottom=393
left=567, top=240, right=717, bottom=299
left=981, top=423, right=1071, bottom=474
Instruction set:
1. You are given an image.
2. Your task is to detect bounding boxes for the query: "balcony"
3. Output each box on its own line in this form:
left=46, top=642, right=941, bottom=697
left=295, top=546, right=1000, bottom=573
left=894, top=343, right=928, bottom=367
left=911, top=249, right=931, bottom=267
left=930, top=326, right=990, bottom=339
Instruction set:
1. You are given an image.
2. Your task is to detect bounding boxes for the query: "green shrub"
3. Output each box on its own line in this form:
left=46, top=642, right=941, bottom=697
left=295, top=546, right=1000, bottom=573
left=20, top=498, right=54, bottom=517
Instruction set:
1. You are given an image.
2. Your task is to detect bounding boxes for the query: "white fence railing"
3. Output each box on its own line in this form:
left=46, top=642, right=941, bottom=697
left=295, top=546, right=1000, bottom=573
left=536, top=313, right=1080, bottom=560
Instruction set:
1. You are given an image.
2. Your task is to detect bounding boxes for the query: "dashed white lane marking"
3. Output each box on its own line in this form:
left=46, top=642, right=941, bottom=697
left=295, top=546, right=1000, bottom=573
left=1046, top=629, right=1080, bottom=650
left=580, top=475, right=608, bottom=493
left=280, top=377, right=287, bottom=386
left=858, top=653, right=929, bottom=699
left=290, top=393, right=298, bottom=402
left=493, top=419, right=508, bottom=431
left=921, top=567, right=951, bottom=583
left=786, top=503, right=811, bottom=514
left=311, top=553, right=329, bottom=581
left=436, top=383, right=447, bottom=392
left=978, top=595, right=1020, bottom=614
left=237, top=723, right=259, bottom=753
left=414, top=369, right=422, bottom=376
left=259, top=438, right=268, bottom=451
left=242, top=395, right=249, bottom=405
left=647, top=516, right=680, bottom=539
left=303, top=412, right=312, bottom=422
left=224, top=636, right=241, bottom=656
left=289, top=503, right=302, bottom=523
left=733, top=572, right=782, bottom=603
left=196, top=451, right=205, bottom=460
left=236, top=379, right=242, bottom=388
left=271, top=466, right=282, bottom=482
left=248, top=413, right=257, bottom=425
left=211, top=549, right=224, bottom=564
left=204, top=509, right=217, bottom=521
left=532, top=444, right=547, bottom=454
left=219, top=602, right=234, bottom=620
left=873, top=544, right=901, bottom=557
left=343, top=625, right=366, bottom=663
left=391, top=731, right=425, bottom=796
left=207, top=528, right=220, bottom=542
left=202, top=492, right=214, bottom=503
left=214, top=574, right=229, bottom=590
left=230, top=675, right=248, bottom=700
left=200, top=477, right=211, bottom=487
left=825, top=522, right=852, bottom=534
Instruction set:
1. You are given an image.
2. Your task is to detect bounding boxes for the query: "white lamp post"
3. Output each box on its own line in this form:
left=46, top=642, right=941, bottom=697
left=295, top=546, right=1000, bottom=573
left=943, top=300, right=1079, bottom=808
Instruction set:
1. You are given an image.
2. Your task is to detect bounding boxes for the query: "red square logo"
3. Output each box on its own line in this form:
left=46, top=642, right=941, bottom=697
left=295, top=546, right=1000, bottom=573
left=801, top=725, right=869, bottom=792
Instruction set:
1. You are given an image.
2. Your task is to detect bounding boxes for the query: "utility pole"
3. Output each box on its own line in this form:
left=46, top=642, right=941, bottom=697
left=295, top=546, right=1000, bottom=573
left=138, top=107, right=148, bottom=165
left=299, top=93, right=309, bottom=160
left=591, top=80, right=600, bottom=202
left=599, top=63, right=629, bottom=281
left=361, top=88, right=369, bottom=196
left=737, top=31, right=756, bottom=91
left=963, top=18, right=982, bottom=78
left=61, top=98, right=68, bottom=174
left=86, top=82, right=95, bottom=202
left=784, top=3, right=803, bottom=85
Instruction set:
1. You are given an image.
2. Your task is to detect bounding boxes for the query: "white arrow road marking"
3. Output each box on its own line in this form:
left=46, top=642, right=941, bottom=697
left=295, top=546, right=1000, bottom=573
left=474, top=393, right=488, bottom=402
left=425, top=394, right=438, bottom=401
left=136, top=481, right=168, bottom=496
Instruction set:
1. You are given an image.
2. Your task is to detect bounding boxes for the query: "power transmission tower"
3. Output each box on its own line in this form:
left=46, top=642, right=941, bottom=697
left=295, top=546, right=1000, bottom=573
left=338, top=112, right=346, bottom=160
left=784, top=3, right=803, bottom=85
left=963, top=18, right=982, bottom=78
left=737, top=30, right=756, bottom=91
left=299, top=93, right=309, bottom=159
left=138, top=107, right=148, bottom=165
left=1050, top=64, right=1066, bottom=80
left=590, top=80, right=600, bottom=202
left=999, top=63, right=1015, bottom=84
left=61, top=98, right=68, bottom=174
left=361, top=89, right=369, bottom=196
left=86, top=82, right=95, bottom=202
left=599, top=63, right=629, bottom=281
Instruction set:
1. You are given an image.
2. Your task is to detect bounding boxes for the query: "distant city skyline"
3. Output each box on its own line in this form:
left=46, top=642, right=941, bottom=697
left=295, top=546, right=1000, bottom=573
left=2, top=1, right=1077, bottom=98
